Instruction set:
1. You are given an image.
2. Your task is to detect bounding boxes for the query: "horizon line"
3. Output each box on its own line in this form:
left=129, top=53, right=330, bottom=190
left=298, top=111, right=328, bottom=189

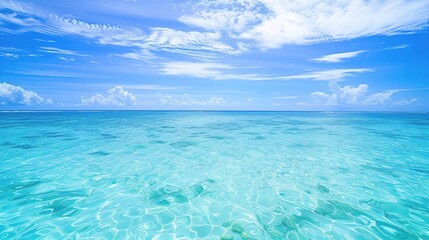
left=0, top=110, right=428, bottom=114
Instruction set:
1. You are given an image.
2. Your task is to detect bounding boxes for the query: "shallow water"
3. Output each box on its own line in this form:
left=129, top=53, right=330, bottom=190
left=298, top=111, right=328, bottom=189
left=0, top=111, right=428, bottom=239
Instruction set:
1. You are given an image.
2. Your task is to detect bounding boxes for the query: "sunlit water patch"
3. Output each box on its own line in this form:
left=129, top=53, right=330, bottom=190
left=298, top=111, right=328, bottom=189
left=0, top=112, right=428, bottom=239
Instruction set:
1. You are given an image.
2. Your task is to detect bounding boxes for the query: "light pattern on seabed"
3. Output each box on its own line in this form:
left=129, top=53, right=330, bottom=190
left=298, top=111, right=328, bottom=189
left=0, top=111, right=428, bottom=239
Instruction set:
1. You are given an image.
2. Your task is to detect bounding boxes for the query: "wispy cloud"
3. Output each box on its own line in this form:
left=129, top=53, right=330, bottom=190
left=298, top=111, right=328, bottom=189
left=35, top=38, right=56, bottom=43
left=161, top=61, right=270, bottom=80
left=0, top=47, right=20, bottom=58
left=0, top=53, right=19, bottom=58
left=160, top=94, right=227, bottom=106
left=39, top=47, right=88, bottom=56
left=9, top=69, right=103, bottom=78
left=279, top=69, right=371, bottom=81
left=363, top=89, right=400, bottom=105
left=162, top=61, right=372, bottom=81
left=382, top=44, right=410, bottom=50
left=3, top=0, right=427, bottom=60
left=183, top=0, right=429, bottom=49
left=312, top=50, right=367, bottom=63
left=393, top=98, right=418, bottom=106
left=58, top=57, right=75, bottom=62
left=179, top=1, right=264, bottom=33
left=0, top=2, right=243, bottom=59
left=273, top=96, right=298, bottom=99
left=142, top=27, right=245, bottom=56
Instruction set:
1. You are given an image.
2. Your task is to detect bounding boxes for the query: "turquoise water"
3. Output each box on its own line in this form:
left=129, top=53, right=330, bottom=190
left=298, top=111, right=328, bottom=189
left=0, top=111, right=428, bottom=239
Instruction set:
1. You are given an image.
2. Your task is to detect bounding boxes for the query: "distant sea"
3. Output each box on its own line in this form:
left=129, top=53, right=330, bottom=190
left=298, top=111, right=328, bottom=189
left=1, top=111, right=428, bottom=239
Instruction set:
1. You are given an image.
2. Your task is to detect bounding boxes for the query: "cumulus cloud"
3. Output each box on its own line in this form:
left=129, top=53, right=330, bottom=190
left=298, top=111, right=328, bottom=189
left=0, top=82, right=51, bottom=105
left=312, top=50, right=367, bottom=63
left=328, top=81, right=369, bottom=104
left=81, top=86, right=136, bottom=106
left=311, top=91, right=338, bottom=106
left=160, top=94, right=227, bottom=106
left=307, top=82, right=419, bottom=106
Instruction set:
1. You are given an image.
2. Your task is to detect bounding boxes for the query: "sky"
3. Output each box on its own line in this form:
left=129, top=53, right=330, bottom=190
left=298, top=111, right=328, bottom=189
left=0, top=0, right=428, bottom=111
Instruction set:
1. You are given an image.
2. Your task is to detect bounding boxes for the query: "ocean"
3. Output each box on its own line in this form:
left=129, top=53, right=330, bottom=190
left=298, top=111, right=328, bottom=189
left=0, top=111, right=428, bottom=239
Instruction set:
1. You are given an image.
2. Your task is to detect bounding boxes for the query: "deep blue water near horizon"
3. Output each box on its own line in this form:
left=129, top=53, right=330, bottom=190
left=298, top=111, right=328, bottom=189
left=0, top=111, right=428, bottom=239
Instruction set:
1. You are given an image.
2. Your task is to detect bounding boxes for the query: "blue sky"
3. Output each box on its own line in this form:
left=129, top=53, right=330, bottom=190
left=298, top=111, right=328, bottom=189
left=0, top=0, right=428, bottom=110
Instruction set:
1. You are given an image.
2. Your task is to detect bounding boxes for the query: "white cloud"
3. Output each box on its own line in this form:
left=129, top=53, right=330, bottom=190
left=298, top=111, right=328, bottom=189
left=9, top=69, right=98, bottom=78
left=39, top=47, right=88, bottom=56
left=393, top=98, right=418, bottom=106
left=329, top=81, right=369, bottom=104
left=161, top=61, right=269, bottom=80
left=81, top=86, right=136, bottom=106
left=35, top=39, right=56, bottom=43
left=307, top=82, right=420, bottom=106
left=363, top=89, right=400, bottom=105
left=0, top=12, right=40, bottom=28
left=280, top=68, right=370, bottom=81
left=0, top=0, right=34, bottom=13
left=162, top=61, right=231, bottom=78
left=162, top=62, right=372, bottom=81
left=309, top=82, right=369, bottom=106
left=0, top=53, right=19, bottom=58
left=58, top=57, right=75, bottom=62
left=46, top=15, right=137, bottom=42
left=0, top=0, right=243, bottom=59
left=182, top=0, right=429, bottom=48
left=0, top=4, right=243, bottom=59
left=383, top=44, right=410, bottom=50
left=0, top=47, right=20, bottom=58
left=311, top=91, right=338, bottom=106
left=114, top=27, right=248, bottom=59
left=114, top=50, right=157, bottom=61
left=3, top=0, right=428, bottom=61
left=273, top=96, right=298, bottom=99
left=160, top=94, right=227, bottom=106
left=0, top=82, right=51, bottom=105
left=143, top=28, right=245, bottom=56
left=312, top=50, right=367, bottom=63
left=179, top=1, right=265, bottom=34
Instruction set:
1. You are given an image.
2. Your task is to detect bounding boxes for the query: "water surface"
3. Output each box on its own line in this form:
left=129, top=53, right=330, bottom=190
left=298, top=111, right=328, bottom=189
left=0, top=111, right=428, bottom=239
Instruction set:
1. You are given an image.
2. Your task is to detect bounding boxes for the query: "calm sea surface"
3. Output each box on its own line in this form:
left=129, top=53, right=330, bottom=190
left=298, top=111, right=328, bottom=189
left=0, top=111, right=428, bottom=239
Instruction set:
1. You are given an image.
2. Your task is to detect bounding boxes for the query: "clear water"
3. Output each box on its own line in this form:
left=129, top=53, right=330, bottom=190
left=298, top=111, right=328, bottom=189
left=0, top=111, right=428, bottom=239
